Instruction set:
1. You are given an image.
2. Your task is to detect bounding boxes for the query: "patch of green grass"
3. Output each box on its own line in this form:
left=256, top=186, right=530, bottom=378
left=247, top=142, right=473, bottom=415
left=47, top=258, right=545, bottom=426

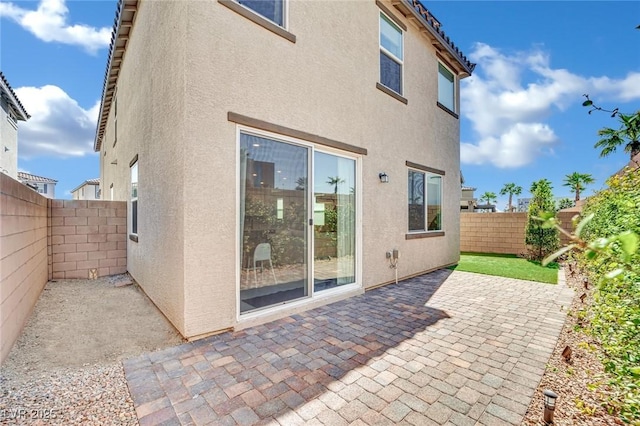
left=449, top=252, right=558, bottom=284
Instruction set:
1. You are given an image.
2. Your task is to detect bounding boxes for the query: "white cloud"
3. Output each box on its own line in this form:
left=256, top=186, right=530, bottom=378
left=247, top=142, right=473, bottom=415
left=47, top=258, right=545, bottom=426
left=15, top=85, right=99, bottom=158
left=461, top=42, right=640, bottom=168
left=0, top=0, right=111, bottom=53
left=461, top=123, right=558, bottom=168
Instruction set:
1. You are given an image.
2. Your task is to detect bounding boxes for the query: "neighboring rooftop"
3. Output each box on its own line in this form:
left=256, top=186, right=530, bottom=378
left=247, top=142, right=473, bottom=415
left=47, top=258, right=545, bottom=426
left=0, top=71, right=30, bottom=121
left=17, top=172, right=58, bottom=184
left=71, top=178, right=100, bottom=193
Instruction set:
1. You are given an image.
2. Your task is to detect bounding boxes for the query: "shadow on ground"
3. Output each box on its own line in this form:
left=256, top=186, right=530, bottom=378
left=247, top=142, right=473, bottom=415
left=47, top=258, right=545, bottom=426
left=124, top=269, right=452, bottom=425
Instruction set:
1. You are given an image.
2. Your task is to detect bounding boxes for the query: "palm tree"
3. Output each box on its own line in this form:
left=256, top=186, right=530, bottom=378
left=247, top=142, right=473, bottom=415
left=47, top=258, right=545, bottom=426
left=295, top=177, right=307, bottom=191
left=594, top=111, right=640, bottom=160
left=480, top=191, right=497, bottom=205
left=326, top=176, right=344, bottom=194
left=499, top=183, right=522, bottom=212
left=563, top=172, right=594, bottom=202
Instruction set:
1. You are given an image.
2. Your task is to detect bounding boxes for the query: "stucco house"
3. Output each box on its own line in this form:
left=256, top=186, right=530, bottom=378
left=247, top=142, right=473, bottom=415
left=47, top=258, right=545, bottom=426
left=460, top=186, right=477, bottom=212
left=96, top=0, right=474, bottom=340
left=71, top=178, right=101, bottom=200
left=0, top=72, right=30, bottom=179
left=17, top=172, right=57, bottom=199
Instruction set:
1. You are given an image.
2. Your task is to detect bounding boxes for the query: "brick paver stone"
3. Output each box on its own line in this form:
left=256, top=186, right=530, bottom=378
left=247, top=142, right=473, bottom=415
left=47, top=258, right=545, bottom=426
left=123, top=269, right=573, bottom=425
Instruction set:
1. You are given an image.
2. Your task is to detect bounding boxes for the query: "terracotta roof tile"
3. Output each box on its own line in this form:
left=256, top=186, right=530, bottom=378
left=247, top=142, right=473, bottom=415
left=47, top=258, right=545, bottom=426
left=17, top=172, right=57, bottom=183
left=0, top=71, right=30, bottom=120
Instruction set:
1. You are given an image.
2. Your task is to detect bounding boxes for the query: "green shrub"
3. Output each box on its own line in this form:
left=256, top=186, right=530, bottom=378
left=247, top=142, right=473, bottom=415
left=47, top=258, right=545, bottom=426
left=580, top=168, right=640, bottom=423
left=525, top=179, right=559, bottom=260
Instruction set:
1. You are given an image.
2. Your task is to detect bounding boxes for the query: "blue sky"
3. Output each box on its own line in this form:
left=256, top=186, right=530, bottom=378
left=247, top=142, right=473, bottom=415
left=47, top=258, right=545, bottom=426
left=1, top=0, right=639, bottom=205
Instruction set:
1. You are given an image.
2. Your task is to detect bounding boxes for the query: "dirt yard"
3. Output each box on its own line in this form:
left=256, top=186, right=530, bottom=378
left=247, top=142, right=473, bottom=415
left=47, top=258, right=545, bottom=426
left=3, top=275, right=184, bottom=372
left=0, top=275, right=184, bottom=425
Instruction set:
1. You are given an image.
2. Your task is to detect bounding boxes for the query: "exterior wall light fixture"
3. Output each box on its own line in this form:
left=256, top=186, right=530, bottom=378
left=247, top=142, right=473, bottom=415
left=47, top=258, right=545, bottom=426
left=543, top=389, right=558, bottom=424
left=379, top=172, right=389, bottom=183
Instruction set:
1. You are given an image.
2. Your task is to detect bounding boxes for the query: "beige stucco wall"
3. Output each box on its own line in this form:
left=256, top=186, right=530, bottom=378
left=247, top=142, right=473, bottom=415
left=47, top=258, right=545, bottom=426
left=101, top=0, right=187, bottom=334
left=102, top=0, right=463, bottom=338
left=0, top=173, right=48, bottom=364
left=0, top=99, right=19, bottom=179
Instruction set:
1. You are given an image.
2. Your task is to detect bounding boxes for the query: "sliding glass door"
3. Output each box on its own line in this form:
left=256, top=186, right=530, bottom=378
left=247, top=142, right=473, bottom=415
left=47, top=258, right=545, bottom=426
left=239, top=133, right=309, bottom=313
left=313, top=152, right=356, bottom=292
left=239, top=132, right=357, bottom=314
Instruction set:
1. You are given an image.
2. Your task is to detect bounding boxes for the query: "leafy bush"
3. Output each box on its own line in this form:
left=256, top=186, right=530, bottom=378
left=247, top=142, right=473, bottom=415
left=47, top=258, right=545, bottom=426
left=579, top=168, right=640, bottom=423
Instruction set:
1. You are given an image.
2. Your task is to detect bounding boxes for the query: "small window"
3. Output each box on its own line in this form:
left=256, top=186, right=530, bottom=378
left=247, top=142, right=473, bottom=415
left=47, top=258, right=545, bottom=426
left=380, top=13, right=403, bottom=95
left=237, top=0, right=284, bottom=26
left=408, top=170, right=442, bottom=232
left=7, top=109, right=18, bottom=125
left=438, top=63, right=455, bottom=112
left=113, top=97, right=118, bottom=147
left=131, top=161, right=138, bottom=235
left=95, top=185, right=100, bottom=199
left=81, top=187, right=85, bottom=197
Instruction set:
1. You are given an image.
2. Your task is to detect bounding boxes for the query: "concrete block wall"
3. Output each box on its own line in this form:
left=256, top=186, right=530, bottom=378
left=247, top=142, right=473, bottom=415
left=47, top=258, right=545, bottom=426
left=461, top=212, right=577, bottom=255
left=0, top=173, right=49, bottom=364
left=49, top=200, right=127, bottom=279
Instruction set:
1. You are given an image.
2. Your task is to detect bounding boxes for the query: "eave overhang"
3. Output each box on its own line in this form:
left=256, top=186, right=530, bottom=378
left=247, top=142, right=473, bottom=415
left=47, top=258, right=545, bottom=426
left=93, top=0, right=138, bottom=152
left=390, top=0, right=475, bottom=78
left=0, top=72, right=30, bottom=121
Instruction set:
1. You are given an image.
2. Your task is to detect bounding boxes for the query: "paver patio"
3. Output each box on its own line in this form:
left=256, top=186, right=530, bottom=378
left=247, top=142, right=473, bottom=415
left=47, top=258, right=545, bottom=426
left=123, top=269, right=573, bottom=425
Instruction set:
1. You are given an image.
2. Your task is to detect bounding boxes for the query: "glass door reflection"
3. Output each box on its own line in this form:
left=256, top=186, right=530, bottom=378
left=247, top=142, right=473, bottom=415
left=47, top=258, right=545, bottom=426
left=239, top=133, right=309, bottom=313
left=313, top=152, right=356, bottom=292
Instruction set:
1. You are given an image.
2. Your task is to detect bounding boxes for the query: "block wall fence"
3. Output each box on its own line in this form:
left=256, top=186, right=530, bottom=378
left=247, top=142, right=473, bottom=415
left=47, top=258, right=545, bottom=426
left=460, top=211, right=578, bottom=255
left=49, top=200, right=127, bottom=279
left=1, top=173, right=126, bottom=364
left=1, top=173, right=48, bottom=364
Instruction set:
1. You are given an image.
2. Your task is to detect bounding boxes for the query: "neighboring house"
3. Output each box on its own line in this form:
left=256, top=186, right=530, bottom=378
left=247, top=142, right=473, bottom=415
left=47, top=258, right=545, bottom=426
left=96, top=0, right=474, bottom=340
left=517, top=198, right=531, bottom=213
left=0, top=72, right=30, bottom=179
left=71, top=178, right=101, bottom=200
left=460, top=186, right=477, bottom=212
left=17, top=172, right=57, bottom=199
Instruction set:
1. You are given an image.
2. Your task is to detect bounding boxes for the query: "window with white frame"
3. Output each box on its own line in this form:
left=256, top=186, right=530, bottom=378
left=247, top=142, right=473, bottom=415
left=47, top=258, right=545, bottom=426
left=438, top=63, right=455, bottom=112
left=95, top=185, right=100, bottom=199
left=130, top=160, right=138, bottom=236
left=408, top=169, right=442, bottom=232
left=379, top=12, right=403, bottom=95
left=237, top=0, right=284, bottom=26
left=37, top=184, right=48, bottom=194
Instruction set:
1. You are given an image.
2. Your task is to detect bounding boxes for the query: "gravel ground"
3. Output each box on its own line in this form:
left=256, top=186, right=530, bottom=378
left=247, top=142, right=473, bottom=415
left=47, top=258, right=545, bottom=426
left=522, top=263, right=623, bottom=425
left=0, top=275, right=183, bottom=425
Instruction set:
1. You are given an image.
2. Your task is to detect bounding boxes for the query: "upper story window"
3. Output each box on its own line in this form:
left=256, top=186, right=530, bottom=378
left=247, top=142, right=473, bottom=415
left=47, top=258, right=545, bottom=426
left=113, top=97, right=118, bottom=147
left=438, top=63, right=456, bottom=113
left=37, top=184, right=48, bottom=194
left=238, top=0, right=284, bottom=26
left=379, top=12, right=403, bottom=95
left=7, top=108, right=18, bottom=128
